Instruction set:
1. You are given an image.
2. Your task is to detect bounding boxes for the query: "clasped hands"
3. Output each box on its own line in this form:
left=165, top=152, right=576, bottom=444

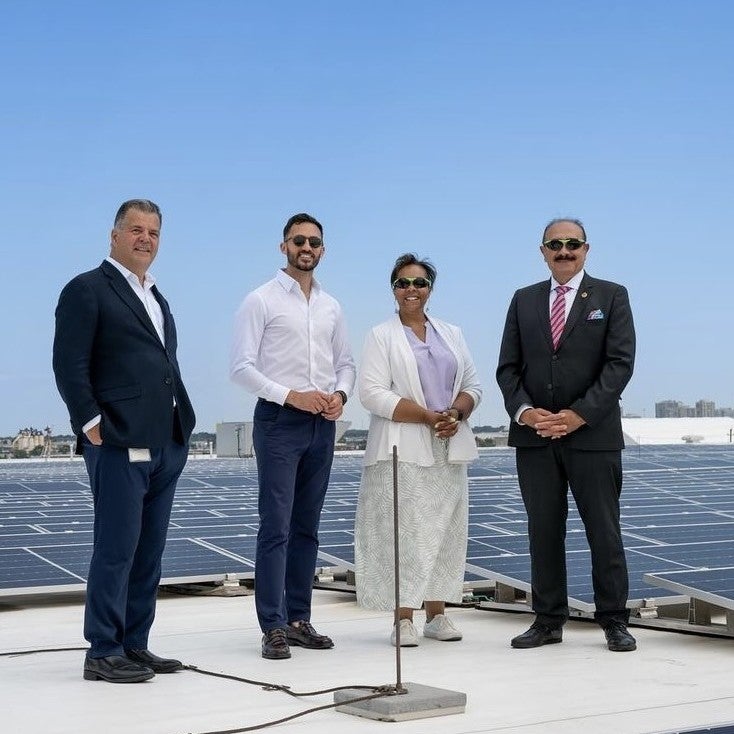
left=519, top=407, right=586, bottom=438
left=426, top=408, right=461, bottom=439
left=286, top=390, right=344, bottom=420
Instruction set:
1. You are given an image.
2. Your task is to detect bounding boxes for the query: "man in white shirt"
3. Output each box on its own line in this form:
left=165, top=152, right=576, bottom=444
left=230, top=212, right=356, bottom=660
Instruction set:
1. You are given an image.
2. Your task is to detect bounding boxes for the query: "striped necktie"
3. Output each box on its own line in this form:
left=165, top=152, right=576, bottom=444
left=550, top=285, right=570, bottom=350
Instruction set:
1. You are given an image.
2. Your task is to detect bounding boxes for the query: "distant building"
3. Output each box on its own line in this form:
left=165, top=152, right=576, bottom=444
left=655, top=400, right=682, bottom=418
left=655, top=399, right=718, bottom=419
left=12, top=428, right=45, bottom=453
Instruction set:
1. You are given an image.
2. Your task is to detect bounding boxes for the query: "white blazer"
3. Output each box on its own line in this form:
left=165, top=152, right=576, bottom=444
left=359, top=315, right=482, bottom=467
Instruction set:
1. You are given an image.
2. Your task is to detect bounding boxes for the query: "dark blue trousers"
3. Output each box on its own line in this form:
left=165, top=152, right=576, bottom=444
left=82, top=439, right=188, bottom=657
left=253, top=399, right=336, bottom=631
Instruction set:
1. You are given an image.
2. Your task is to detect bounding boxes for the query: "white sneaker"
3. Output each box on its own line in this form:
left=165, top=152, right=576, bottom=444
left=423, top=614, right=462, bottom=641
left=390, top=618, right=419, bottom=647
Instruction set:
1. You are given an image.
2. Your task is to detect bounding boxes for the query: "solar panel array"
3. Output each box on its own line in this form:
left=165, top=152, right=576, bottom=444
left=1, top=445, right=734, bottom=609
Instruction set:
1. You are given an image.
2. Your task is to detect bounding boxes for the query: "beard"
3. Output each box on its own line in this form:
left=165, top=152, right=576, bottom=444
left=287, top=250, right=320, bottom=271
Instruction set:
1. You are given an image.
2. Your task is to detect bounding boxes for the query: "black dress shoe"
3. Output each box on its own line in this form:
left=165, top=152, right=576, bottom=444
left=83, top=655, right=155, bottom=683
left=125, top=648, right=184, bottom=673
left=604, top=621, right=637, bottom=652
left=511, top=623, right=563, bottom=649
left=262, top=628, right=291, bottom=660
left=286, top=620, right=334, bottom=649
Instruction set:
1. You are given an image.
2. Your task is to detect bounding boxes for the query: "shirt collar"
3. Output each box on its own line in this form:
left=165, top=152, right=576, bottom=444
left=106, top=256, right=156, bottom=288
left=276, top=268, right=320, bottom=294
left=551, top=269, right=585, bottom=292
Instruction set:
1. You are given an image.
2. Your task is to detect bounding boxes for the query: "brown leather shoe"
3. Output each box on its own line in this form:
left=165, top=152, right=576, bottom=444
left=262, top=628, right=291, bottom=659
left=286, top=621, right=334, bottom=649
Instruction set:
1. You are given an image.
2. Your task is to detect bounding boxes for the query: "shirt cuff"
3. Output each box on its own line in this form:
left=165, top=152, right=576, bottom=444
left=82, top=415, right=101, bottom=434
left=514, top=404, right=533, bottom=425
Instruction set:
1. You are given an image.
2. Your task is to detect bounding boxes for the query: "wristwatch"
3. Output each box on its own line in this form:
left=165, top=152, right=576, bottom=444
left=335, top=390, right=348, bottom=406
left=450, top=407, right=464, bottom=421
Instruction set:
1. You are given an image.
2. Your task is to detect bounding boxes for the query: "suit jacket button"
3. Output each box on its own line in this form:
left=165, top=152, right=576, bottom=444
left=546, top=383, right=553, bottom=390
left=552, top=355, right=558, bottom=361
left=164, top=377, right=172, bottom=385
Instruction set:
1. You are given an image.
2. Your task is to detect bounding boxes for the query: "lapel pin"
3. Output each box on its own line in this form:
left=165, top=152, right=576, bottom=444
left=581, top=291, right=588, bottom=298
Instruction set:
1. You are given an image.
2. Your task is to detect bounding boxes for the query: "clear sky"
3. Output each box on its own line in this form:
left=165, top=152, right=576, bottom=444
left=2, top=1, right=733, bottom=435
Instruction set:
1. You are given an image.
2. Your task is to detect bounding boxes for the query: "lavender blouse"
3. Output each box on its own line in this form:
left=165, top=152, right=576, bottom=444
left=403, top=320, right=458, bottom=412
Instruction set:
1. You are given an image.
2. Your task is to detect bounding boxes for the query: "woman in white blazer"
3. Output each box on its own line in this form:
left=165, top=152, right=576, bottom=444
left=355, top=253, right=482, bottom=647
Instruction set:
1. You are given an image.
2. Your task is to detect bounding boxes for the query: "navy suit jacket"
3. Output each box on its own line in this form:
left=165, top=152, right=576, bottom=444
left=53, top=260, right=196, bottom=451
left=496, top=273, right=635, bottom=450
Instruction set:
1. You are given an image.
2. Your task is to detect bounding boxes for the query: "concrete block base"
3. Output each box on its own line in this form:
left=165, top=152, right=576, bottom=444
left=334, top=681, right=466, bottom=722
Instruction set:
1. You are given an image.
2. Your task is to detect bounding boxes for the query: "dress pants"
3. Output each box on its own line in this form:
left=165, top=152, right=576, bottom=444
left=82, top=439, right=188, bottom=657
left=253, top=399, right=336, bottom=631
left=516, top=443, right=629, bottom=627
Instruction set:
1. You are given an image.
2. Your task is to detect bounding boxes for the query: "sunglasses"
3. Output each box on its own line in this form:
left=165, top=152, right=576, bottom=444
left=392, top=276, right=432, bottom=290
left=542, top=238, right=587, bottom=251
left=287, top=235, right=323, bottom=248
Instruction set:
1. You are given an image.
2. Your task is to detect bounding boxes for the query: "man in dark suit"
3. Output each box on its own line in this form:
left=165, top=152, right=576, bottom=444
left=53, top=199, right=196, bottom=682
left=496, top=217, right=636, bottom=652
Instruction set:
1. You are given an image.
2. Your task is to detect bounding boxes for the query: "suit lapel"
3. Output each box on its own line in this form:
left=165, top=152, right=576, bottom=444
left=557, top=274, right=594, bottom=349
left=101, top=261, right=163, bottom=344
left=535, top=281, right=554, bottom=351
left=152, top=285, right=174, bottom=346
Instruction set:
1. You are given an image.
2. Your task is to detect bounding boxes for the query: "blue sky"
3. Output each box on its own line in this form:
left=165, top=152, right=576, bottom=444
left=2, top=1, right=733, bottom=435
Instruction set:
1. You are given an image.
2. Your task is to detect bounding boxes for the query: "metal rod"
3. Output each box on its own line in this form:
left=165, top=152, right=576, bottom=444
left=392, top=444, right=404, bottom=692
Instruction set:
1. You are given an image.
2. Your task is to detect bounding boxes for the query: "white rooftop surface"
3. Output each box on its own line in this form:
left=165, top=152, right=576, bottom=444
left=622, top=417, right=734, bottom=446
left=2, top=589, right=733, bottom=734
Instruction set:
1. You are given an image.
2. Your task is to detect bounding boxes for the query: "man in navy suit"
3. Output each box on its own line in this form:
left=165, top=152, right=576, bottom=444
left=53, top=199, right=196, bottom=682
left=496, top=218, right=637, bottom=652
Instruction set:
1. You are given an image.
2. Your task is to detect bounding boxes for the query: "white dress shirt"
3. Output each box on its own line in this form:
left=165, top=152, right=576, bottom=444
left=230, top=269, right=356, bottom=405
left=514, top=269, right=586, bottom=424
left=83, top=257, right=166, bottom=434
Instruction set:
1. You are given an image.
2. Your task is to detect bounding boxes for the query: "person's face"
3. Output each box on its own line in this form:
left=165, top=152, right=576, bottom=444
left=110, top=209, right=161, bottom=278
left=540, top=221, right=589, bottom=284
left=392, top=263, right=432, bottom=316
left=280, top=221, right=324, bottom=273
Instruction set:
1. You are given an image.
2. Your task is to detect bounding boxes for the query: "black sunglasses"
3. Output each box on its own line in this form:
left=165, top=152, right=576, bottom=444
left=392, top=276, right=432, bottom=290
left=543, top=238, right=586, bottom=251
left=287, top=235, right=323, bottom=248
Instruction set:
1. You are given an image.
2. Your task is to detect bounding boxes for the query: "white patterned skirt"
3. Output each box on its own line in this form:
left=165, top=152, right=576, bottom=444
left=355, top=436, right=468, bottom=611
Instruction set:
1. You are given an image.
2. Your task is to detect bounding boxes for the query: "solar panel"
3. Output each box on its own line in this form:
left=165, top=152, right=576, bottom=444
left=643, top=567, right=734, bottom=609
left=1, top=445, right=734, bottom=609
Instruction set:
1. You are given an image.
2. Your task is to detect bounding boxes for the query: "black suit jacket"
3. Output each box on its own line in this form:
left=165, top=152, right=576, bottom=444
left=53, top=260, right=196, bottom=450
left=496, top=273, right=635, bottom=450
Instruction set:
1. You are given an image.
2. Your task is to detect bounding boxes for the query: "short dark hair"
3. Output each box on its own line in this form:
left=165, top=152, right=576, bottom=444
left=114, top=199, right=162, bottom=229
left=390, top=253, right=437, bottom=288
left=542, top=217, right=586, bottom=242
left=283, top=212, right=323, bottom=240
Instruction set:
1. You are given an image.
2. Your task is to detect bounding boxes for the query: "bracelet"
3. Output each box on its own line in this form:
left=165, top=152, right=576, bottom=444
left=335, top=390, right=348, bottom=406
left=450, top=407, right=464, bottom=421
